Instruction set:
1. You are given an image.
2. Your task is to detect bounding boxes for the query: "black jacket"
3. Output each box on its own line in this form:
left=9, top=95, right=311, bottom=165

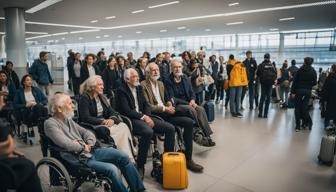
left=165, top=73, right=196, bottom=105
left=158, top=61, right=170, bottom=83
left=102, top=68, right=120, bottom=96
left=321, top=73, right=336, bottom=117
left=291, top=64, right=317, bottom=94
left=136, top=66, right=146, bottom=82
left=68, top=60, right=83, bottom=79
left=78, top=92, right=120, bottom=125
left=243, top=58, right=257, bottom=81
left=116, top=82, right=151, bottom=120
left=80, top=63, right=101, bottom=83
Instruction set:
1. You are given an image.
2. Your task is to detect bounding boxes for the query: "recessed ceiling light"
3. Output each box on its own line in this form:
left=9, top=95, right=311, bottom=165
left=103, top=35, right=109, bottom=37
left=228, top=2, right=239, bottom=6
left=61, top=37, right=65, bottom=40
left=78, top=37, right=83, bottom=40
left=0, top=32, right=5, bottom=34
left=25, top=21, right=99, bottom=29
left=26, top=0, right=63, bottom=13
left=90, top=20, right=98, bottom=23
left=55, top=40, right=59, bottom=43
left=118, top=35, right=123, bottom=38
left=136, top=31, right=142, bottom=34
left=96, top=36, right=101, bottom=38
left=160, top=29, right=167, bottom=32
left=226, top=21, right=244, bottom=25
left=47, top=40, right=54, bottom=43
left=205, top=29, right=212, bottom=31
left=132, top=10, right=144, bottom=14
left=177, top=26, right=186, bottom=30
left=269, top=28, right=279, bottom=31
left=70, top=29, right=100, bottom=34
left=279, top=17, right=295, bottom=21
left=105, top=16, right=116, bottom=20
left=148, top=1, right=180, bottom=9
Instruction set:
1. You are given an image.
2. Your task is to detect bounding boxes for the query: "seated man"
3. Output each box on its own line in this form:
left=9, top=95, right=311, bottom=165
left=0, top=119, right=42, bottom=192
left=78, top=75, right=135, bottom=163
left=141, top=63, right=203, bottom=172
left=116, top=68, right=175, bottom=178
left=166, top=60, right=216, bottom=147
left=44, top=92, right=145, bottom=192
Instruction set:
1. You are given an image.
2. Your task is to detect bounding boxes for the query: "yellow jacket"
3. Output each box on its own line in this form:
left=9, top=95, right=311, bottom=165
left=228, top=61, right=248, bottom=87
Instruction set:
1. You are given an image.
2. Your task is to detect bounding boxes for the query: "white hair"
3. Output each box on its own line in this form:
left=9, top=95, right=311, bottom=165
left=79, top=75, right=102, bottom=95
left=171, top=59, right=182, bottom=67
left=124, top=68, right=138, bottom=82
left=145, top=62, right=157, bottom=73
left=49, top=92, right=69, bottom=114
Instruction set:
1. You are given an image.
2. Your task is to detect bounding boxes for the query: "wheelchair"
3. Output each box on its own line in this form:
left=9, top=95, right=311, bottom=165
left=36, top=131, right=113, bottom=192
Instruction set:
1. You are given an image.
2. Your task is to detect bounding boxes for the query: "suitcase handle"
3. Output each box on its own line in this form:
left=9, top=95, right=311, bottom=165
left=166, top=152, right=181, bottom=156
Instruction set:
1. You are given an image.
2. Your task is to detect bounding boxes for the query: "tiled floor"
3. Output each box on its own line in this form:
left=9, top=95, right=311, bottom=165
left=15, top=86, right=336, bottom=191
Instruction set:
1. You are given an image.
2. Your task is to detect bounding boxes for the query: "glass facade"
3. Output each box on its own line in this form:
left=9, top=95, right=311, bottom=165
left=27, top=29, right=336, bottom=70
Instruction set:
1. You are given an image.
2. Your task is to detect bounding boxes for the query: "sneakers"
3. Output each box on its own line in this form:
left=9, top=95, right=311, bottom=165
left=295, top=127, right=300, bottom=132
left=201, top=138, right=216, bottom=147
left=187, top=160, right=204, bottom=173
left=236, top=113, right=243, bottom=117
left=258, top=113, right=263, bottom=118
left=215, top=100, right=220, bottom=104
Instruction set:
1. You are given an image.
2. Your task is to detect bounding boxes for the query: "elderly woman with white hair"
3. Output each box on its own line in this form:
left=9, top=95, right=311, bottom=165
left=78, top=75, right=135, bottom=162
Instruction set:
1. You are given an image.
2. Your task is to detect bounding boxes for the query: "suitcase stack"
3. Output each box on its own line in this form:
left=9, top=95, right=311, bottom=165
left=203, top=101, right=215, bottom=122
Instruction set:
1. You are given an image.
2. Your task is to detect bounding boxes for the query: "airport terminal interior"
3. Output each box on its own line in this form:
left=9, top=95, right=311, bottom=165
left=0, top=0, right=336, bottom=191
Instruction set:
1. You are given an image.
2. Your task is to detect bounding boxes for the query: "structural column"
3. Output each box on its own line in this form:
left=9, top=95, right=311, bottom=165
left=278, top=33, right=285, bottom=63
left=4, top=7, right=27, bottom=77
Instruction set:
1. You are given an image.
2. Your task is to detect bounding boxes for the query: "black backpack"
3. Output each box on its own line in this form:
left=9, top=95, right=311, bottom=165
left=260, top=62, right=276, bottom=84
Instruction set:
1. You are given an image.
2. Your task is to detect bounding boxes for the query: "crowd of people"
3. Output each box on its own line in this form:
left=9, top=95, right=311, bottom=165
left=0, top=48, right=335, bottom=191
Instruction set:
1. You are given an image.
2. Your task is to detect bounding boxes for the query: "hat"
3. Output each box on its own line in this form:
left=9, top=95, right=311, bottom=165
left=264, top=53, right=270, bottom=59
left=0, top=120, right=15, bottom=157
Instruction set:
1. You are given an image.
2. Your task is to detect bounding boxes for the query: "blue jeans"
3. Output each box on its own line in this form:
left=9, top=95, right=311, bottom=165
left=87, top=147, right=145, bottom=192
left=229, top=86, right=243, bottom=114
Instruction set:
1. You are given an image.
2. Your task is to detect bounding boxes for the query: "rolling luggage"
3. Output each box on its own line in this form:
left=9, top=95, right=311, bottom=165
left=162, top=152, right=188, bottom=189
left=204, top=101, right=215, bottom=122
left=318, top=135, right=336, bottom=166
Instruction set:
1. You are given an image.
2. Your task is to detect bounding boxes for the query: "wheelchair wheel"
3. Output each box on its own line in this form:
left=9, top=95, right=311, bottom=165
left=95, top=176, right=113, bottom=192
left=193, top=127, right=205, bottom=145
left=36, top=157, right=74, bottom=192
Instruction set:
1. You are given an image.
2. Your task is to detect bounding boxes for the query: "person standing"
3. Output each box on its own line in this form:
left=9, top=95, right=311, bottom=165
left=127, top=52, right=137, bottom=68
left=321, top=64, right=336, bottom=129
left=279, top=62, right=291, bottom=108
left=290, top=57, right=317, bottom=131
left=3, top=61, right=20, bottom=89
left=80, top=53, right=101, bottom=84
left=68, top=52, right=83, bottom=95
left=243, top=50, right=258, bottom=110
left=29, top=51, right=53, bottom=96
left=256, top=53, right=277, bottom=118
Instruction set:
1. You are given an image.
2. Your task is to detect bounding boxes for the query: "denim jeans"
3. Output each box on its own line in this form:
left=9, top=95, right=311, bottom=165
left=87, top=147, right=145, bottom=192
left=229, top=86, right=243, bottom=114
left=259, top=83, right=273, bottom=116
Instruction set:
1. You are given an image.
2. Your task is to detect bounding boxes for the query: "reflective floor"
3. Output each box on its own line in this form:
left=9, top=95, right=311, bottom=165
left=15, top=86, right=336, bottom=192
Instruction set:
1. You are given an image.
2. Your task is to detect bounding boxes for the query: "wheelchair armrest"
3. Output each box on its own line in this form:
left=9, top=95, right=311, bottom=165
left=78, top=122, right=100, bottom=131
left=150, top=115, right=164, bottom=121
left=120, top=115, right=133, bottom=131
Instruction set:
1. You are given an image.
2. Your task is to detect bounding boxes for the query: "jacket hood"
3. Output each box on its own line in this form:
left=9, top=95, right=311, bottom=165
left=227, top=59, right=237, bottom=65
left=301, top=64, right=313, bottom=71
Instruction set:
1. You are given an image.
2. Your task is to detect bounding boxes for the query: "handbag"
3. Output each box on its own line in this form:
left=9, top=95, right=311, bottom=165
left=203, top=74, right=214, bottom=86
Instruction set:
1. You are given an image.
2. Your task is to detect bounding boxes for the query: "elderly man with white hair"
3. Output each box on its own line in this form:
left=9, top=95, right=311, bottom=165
left=116, top=68, right=175, bottom=179
left=166, top=59, right=216, bottom=147
left=44, top=92, right=145, bottom=192
left=141, top=62, right=204, bottom=173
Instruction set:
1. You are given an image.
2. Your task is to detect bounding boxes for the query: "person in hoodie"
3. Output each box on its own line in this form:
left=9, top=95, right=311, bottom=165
left=321, top=64, right=336, bottom=129
left=242, top=50, right=258, bottom=110
left=29, top=51, right=53, bottom=96
left=290, top=57, right=317, bottom=132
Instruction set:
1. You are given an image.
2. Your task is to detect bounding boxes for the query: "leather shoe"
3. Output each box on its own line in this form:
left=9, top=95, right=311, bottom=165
left=187, top=160, right=204, bottom=173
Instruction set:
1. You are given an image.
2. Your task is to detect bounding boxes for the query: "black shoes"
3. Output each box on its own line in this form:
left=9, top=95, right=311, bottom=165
left=201, top=138, right=216, bottom=147
left=258, top=113, right=263, bottom=118
left=295, top=127, right=300, bottom=132
left=187, top=160, right=204, bottom=173
left=232, top=112, right=243, bottom=117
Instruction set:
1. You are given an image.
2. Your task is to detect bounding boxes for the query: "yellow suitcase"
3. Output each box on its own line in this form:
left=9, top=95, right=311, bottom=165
left=162, top=152, right=189, bottom=189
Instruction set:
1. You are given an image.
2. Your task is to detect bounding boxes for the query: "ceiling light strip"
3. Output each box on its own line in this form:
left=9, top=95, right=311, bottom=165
left=148, top=1, right=180, bottom=9
left=131, top=10, right=144, bottom=14
left=25, top=21, right=100, bottom=29
left=104, top=1, right=335, bottom=30
left=279, top=17, right=295, bottom=21
left=25, top=0, right=63, bottom=13
left=70, top=29, right=100, bottom=34
left=226, top=21, right=244, bottom=25
left=228, top=2, right=239, bottom=6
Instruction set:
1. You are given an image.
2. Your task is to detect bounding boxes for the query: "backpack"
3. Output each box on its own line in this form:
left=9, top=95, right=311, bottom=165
left=229, top=62, right=248, bottom=87
left=260, top=62, right=276, bottom=84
